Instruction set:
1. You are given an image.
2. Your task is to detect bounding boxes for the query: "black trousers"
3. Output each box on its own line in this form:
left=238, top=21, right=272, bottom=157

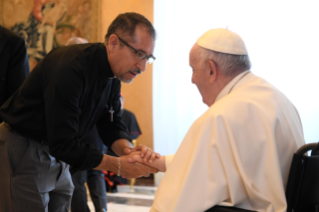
left=71, top=169, right=107, bottom=212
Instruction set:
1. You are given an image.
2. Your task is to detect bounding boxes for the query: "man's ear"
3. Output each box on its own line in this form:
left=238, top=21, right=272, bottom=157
left=108, top=35, right=119, bottom=52
left=208, top=60, right=217, bottom=84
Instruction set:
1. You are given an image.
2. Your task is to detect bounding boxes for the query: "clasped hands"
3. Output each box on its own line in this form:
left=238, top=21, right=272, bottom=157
left=119, top=144, right=164, bottom=178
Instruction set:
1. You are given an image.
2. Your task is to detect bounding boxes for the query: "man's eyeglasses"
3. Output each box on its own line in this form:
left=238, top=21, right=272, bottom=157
left=116, top=35, right=156, bottom=64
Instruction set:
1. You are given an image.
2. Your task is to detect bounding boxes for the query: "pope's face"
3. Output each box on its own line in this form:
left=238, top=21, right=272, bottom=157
left=110, top=26, right=155, bottom=84
left=189, top=44, right=210, bottom=105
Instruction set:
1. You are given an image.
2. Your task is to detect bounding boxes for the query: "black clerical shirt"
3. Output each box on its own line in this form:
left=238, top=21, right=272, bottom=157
left=0, top=43, right=131, bottom=171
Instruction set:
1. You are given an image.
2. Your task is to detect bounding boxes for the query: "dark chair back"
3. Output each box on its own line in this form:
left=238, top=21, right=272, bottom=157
left=204, top=205, right=255, bottom=212
left=285, top=142, right=319, bottom=212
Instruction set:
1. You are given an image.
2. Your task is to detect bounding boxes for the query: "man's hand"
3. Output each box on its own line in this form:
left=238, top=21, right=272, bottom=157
left=111, top=139, right=160, bottom=164
left=94, top=153, right=159, bottom=178
left=127, top=153, right=167, bottom=172
left=119, top=152, right=159, bottom=178
left=124, top=144, right=160, bottom=164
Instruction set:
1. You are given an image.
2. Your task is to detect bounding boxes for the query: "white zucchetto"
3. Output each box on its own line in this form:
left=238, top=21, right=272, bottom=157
left=197, top=28, right=248, bottom=55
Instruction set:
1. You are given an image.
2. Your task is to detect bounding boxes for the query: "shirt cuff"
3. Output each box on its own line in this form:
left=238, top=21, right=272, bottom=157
left=70, top=145, right=104, bottom=174
left=165, top=154, right=175, bottom=170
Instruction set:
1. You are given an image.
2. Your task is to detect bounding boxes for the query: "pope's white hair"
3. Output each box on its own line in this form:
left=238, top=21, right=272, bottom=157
left=197, top=46, right=251, bottom=77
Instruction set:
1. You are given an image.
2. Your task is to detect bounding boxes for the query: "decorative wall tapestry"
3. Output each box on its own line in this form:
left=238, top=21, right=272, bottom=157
left=0, top=0, right=99, bottom=70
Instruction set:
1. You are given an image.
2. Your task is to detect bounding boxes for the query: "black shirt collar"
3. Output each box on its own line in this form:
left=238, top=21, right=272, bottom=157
left=97, top=43, right=115, bottom=79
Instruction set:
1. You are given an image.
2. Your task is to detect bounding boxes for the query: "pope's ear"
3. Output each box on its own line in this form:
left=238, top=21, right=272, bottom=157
left=108, top=35, right=119, bottom=52
left=208, top=60, right=217, bottom=84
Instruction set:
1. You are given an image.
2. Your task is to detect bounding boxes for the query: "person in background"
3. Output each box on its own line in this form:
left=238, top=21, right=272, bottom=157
left=129, top=28, right=305, bottom=212
left=105, top=93, right=142, bottom=192
left=0, top=12, right=159, bottom=212
left=65, top=36, right=88, bottom=46
left=120, top=92, right=141, bottom=140
left=65, top=36, right=107, bottom=212
left=0, top=25, right=30, bottom=123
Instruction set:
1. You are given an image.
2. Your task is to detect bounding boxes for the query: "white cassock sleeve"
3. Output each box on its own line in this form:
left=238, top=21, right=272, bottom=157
left=151, top=112, right=233, bottom=212
left=165, top=154, right=175, bottom=170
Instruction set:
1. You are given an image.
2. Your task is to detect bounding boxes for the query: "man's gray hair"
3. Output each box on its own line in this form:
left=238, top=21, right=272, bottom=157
left=197, top=46, right=251, bottom=77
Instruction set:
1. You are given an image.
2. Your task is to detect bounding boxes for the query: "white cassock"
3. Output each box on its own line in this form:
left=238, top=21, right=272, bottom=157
left=151, top=71, right=305, bottom=212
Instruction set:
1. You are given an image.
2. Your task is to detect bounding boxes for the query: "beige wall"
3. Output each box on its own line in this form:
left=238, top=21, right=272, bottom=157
left=101, top=0, right=154, bottom=149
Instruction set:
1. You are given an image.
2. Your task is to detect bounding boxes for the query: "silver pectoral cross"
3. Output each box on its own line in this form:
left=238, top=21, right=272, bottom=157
left=109, top=106, right=114, bottom=122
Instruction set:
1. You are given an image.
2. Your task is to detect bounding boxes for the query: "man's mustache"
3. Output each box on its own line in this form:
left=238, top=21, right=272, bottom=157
left=130, top=70, right=141, bottom=74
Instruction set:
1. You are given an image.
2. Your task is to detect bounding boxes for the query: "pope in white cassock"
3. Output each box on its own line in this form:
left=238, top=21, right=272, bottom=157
left=129, top=28, right=305, bottom=212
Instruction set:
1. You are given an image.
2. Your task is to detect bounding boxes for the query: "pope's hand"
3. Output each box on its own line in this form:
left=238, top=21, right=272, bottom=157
left=119, top=152, right=159, bottom=178
left=127, top=153, right=166, bottom=172
left=123, top=144, right=160, bottom=164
